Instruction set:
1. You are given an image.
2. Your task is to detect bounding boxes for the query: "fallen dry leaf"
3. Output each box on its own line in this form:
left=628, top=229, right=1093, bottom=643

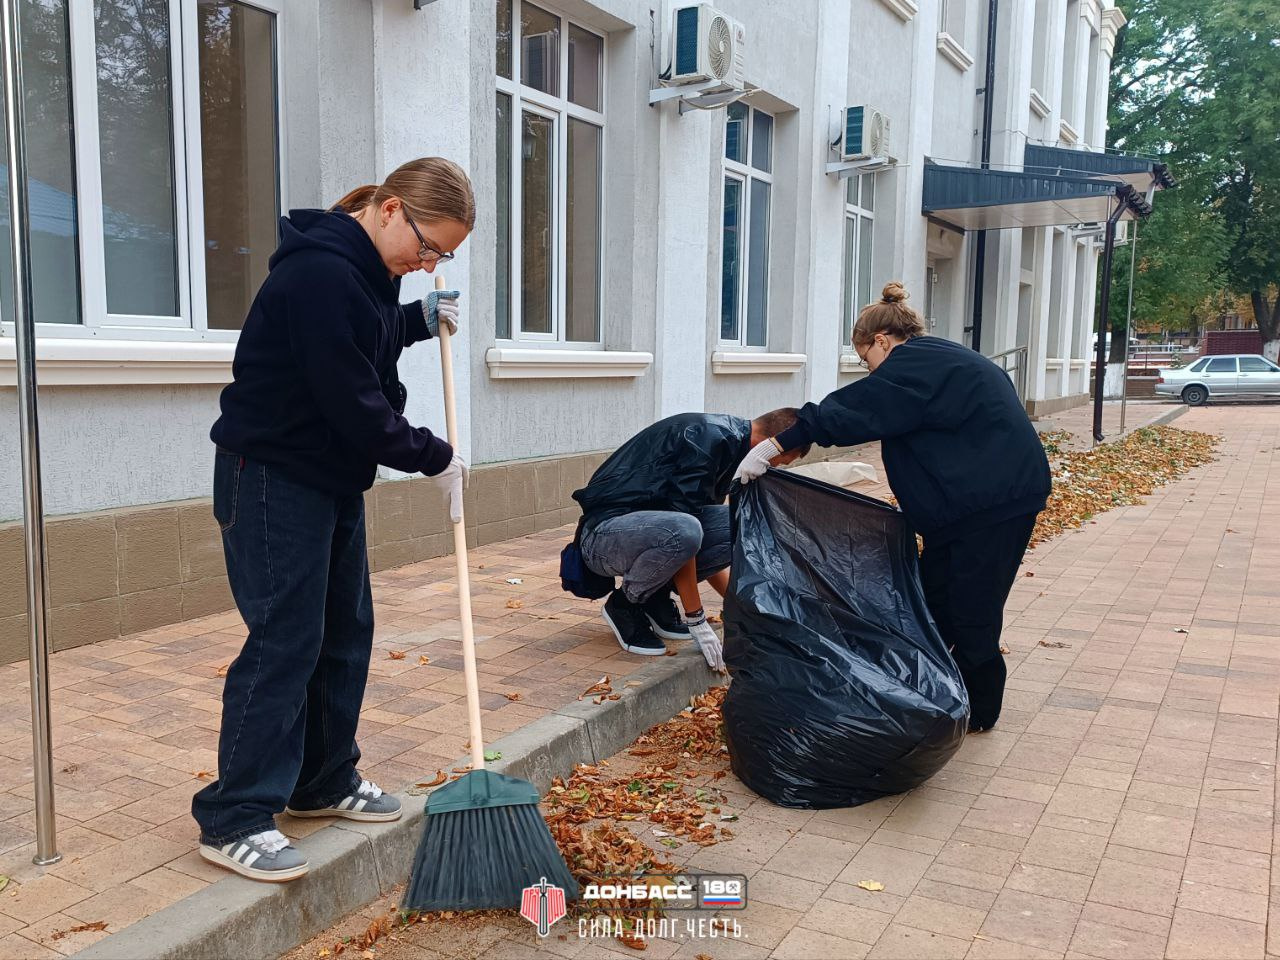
left=1038, top=640, right=1070, bottom=649
left=706, top=612, right=722, bottom=624
left=0, top=877, right=8, bottom=895
left=418, top=655, right=430, bottom=665
left=215, top=663, right=230, bottom=678
left=415, top=770, right=446, bottom=788
left=191, top=770, right=215, bottom=781
left=1024, top=571, right=1035, bottom=577
left=504, top=692, right=523, bottom=701
left=579, top=675, right=612, bottom=699
left=506, top=598, right=523, bottom=609
left=388, top=650, right=406, bottom=660
left=663, top=649, right=678, bottom=656
left=856, top=880, right=885, bottom=892
left=51, top=921, right=108, bottom=941
left=999, top=645, right=1011, bottom=655
left=1031, top=427, right=1218, bottom=548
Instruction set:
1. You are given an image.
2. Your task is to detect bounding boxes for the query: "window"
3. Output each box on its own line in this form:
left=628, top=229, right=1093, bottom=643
left=840, top=174, right=875, bottom=348
left=1240, top=357, right=1279, bottom=373
left=938, top=0, right=964, bottom=38
left=495, top=0, right=604, bottom=343
left=1188, top=358, right=1209, bottom=372
left=1030, top=0, right=1050, bottom=97
left=720, top=102, right=772, bottom=347
left=0, top=0, right=282, bottom=336
left=1206, top=357, right=1237, bottom=373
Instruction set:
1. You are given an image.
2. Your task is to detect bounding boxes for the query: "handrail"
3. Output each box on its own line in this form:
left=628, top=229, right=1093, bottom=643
left=987, top=344, right=1029, bottom=403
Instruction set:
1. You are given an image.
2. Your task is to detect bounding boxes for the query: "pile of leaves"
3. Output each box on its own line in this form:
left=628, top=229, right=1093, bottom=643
left=537, top=687, right=733, bottom=948
left=1032, top=426, right=1218, bottom=546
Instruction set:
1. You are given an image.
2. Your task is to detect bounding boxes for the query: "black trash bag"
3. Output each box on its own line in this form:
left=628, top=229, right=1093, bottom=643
left=722, top=469, right=968, bottom=809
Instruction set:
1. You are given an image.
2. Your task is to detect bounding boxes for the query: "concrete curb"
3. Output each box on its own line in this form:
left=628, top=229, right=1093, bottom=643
left=73, top=649, right=724, bottom=960
left=1148, top=403, right=1188, bottom=428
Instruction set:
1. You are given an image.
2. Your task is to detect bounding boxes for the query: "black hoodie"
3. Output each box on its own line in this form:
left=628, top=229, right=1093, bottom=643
left=572, top=413, right=753, bottom=533
left=210, top=209, right=453, bottom=494
left=775, top=336, right=1050, bottom=542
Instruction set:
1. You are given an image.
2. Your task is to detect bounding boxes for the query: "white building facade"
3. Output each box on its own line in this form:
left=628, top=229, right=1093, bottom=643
left=0, top=0, right=1130, bottom=656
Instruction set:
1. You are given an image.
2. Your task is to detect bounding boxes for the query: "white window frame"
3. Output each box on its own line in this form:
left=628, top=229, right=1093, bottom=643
left=495, top=0, right=606, bottom=346
left=840, top=173, right=875, bottom=354
left=0, top=0, right=286, bottom=346
left=719, top=104, right=773, bottom=350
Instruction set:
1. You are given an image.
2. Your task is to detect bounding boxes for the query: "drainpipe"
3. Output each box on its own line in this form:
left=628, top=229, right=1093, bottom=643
left=968, top=0, right=999, bottom=353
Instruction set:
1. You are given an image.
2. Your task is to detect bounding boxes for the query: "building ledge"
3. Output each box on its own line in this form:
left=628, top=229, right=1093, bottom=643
left=937, top=32, right=975, bottom=72
left=1029, top=88, right=1050, bottom=119
left=1059, top=119, right=1081, bottom=145
left=484, top=347, right=653, bottom=379
left=838, top=354, right=873, bottom=375
left=877, top=0, right=918, bottom=21
left=0, top=337, right=235, bottom=386
left=711, top=351, right=807, bottom=375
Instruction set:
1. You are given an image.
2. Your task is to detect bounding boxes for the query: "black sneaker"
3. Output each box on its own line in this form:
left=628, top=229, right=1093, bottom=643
left=642, top=592, right=692, bottom=641
left=602, top=591, right=667, bottom=656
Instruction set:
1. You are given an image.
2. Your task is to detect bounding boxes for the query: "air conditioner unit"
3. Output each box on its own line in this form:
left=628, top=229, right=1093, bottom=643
left=840, top=105, right=891, bottom=161
left=667, top=4, right=746, bottom=89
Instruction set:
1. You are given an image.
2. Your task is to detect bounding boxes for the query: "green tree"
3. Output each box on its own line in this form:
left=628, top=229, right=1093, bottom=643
left=1108, top=0, right=1280, bottom=360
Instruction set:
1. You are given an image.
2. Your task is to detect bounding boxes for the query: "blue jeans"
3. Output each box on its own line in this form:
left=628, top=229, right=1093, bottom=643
left=580, top=506, right=731, bottom=604
left=191, top=451, right=372, bottom=845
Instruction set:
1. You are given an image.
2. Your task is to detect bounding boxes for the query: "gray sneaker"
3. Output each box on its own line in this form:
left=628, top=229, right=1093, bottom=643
left=285, top=779, right=402, bottom=822
left=199, top=829, right=308, bottom=882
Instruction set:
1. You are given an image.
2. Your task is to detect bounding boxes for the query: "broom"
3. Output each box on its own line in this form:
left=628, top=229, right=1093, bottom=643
left=403, top=275, right=577, bottom=911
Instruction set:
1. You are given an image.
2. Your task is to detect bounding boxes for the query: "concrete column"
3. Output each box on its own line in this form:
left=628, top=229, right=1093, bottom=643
left=653, top=100, right=715, bottom=419
left=800, top=0, right=854, bottom=403
left=893, top=0, right=937, bottom=300
left=1026, top=227, right=1053, bottom=402
left=368, top=0, right=473, bottom=466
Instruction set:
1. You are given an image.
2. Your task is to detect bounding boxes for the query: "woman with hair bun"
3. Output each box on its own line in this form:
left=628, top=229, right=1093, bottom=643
left=193, top=158, right=475, bottom=881
left=735, top=281, right=1050, bottom=734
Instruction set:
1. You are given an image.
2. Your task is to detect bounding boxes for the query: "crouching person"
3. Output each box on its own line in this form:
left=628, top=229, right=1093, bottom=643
left=571, top=409, right=810, bottom=668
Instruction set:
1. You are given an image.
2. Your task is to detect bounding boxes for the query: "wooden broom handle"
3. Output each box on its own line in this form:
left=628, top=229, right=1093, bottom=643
left=435, top=274, right=487, bottom=771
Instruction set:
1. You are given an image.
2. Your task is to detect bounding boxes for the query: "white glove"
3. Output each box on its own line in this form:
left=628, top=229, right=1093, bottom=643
left=430, top=453, right=469, bottom=523
left=435, top=297, right=460, bottom=336
left=685, top=612, right=726, bottom=673
left=732, top=438, right=781, bottom=484
left=424, top=290, right=461, bottom=337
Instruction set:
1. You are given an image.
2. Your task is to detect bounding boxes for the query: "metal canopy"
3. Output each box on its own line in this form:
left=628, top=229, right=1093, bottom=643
left=1023, top=143, right=1174, bottom=192
left=922, top=160, right=1136, bottom=231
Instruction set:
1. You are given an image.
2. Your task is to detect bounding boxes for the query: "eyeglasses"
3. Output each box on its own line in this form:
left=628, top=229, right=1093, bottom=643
left=402, top=208, right=454, bottom=265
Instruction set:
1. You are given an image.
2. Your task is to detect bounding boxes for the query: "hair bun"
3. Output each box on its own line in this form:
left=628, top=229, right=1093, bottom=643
left=881, top=281, right=908, bottom=304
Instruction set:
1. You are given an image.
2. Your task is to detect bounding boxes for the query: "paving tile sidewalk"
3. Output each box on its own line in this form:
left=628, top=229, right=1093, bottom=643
left=0, top=523, right=738, bottom=958
left=299, top=402, right=1279, bottom=960
left=0, top=396, right=1212, bottom=958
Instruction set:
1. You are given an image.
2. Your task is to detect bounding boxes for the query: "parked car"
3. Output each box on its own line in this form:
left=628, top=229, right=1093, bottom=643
left=1155, top=354, right=1280, bottom=406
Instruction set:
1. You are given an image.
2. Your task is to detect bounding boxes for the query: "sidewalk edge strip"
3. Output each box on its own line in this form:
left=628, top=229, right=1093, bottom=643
left=70, top=650, right=723, bottom=960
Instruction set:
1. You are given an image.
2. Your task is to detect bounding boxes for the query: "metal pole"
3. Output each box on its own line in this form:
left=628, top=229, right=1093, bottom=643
left=967, top=0, right=999, bottom=352
left=1119, top=221, right=1138, bottom=434
left=2, top=0, right=60, bottom=865
left=1092, top=196, right=1124, bottom=445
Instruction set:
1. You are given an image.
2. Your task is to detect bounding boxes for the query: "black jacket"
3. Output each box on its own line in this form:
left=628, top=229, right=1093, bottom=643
left=776, top=336, right=1050, bottom=542
left=573, top=414, right=752, bottom=532
left=210, top=209, right=452, bottom=495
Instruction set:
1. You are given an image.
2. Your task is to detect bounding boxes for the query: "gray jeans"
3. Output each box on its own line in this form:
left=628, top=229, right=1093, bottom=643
left=581, top=505, right=731, bottom=604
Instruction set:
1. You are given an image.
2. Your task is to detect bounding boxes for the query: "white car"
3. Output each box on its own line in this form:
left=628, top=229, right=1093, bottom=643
left=1155, top=354, right=1280, bottom=406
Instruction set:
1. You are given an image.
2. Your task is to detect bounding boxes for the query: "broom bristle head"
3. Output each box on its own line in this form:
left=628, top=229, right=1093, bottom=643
left=404, top=801, right=578, bottom=912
